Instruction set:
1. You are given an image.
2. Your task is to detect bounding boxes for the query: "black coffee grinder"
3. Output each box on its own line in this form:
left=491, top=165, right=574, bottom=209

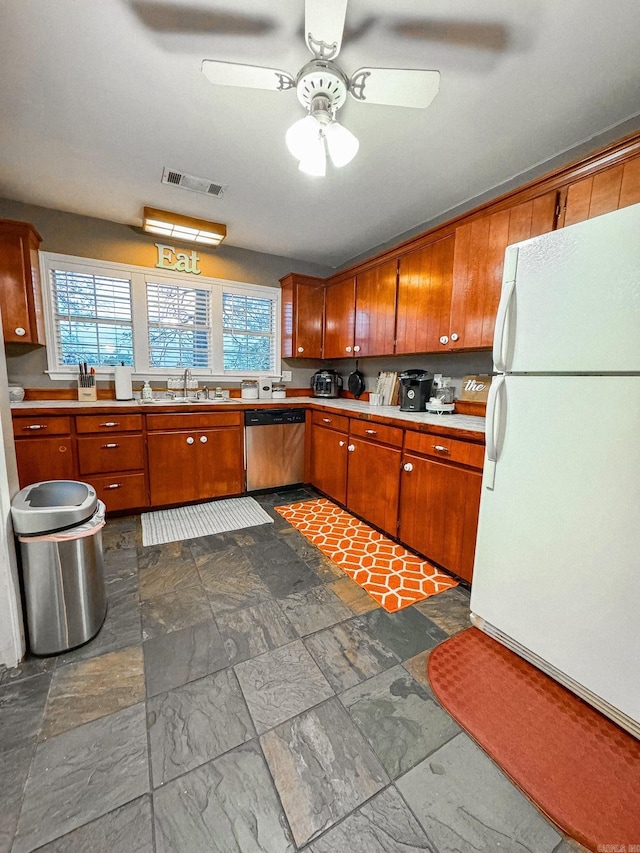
left=399, top=370, right=433, bottom=412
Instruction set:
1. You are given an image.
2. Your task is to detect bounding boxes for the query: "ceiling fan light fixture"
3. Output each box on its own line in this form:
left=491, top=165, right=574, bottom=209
left=285, top=114, right=322, bottom=161
left=324, top=120, right=359, bottom=167
left=142, top=207, right=226, bottom=246
left=298, top=134, right=327, bottom=177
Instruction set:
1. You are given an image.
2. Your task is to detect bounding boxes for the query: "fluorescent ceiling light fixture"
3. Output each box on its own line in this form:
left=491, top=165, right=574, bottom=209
left=142, top=207, right=227, bottom=246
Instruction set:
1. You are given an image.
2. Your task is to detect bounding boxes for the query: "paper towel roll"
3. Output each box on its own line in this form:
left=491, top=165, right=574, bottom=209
left=114, top=365, right=133, bottom=400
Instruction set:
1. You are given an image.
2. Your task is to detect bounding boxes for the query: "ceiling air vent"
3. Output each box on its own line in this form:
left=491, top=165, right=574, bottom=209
left=161, top=167, right=227, bottom=198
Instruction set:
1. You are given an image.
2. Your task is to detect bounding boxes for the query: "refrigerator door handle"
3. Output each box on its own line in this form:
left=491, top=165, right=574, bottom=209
left=484, top=374, right=505, bottom=490
left=493, top=246, right=519, bottom=372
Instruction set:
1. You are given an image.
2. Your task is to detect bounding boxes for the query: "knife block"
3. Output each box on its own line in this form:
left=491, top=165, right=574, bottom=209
left=77, top=381, right=97, bottom=402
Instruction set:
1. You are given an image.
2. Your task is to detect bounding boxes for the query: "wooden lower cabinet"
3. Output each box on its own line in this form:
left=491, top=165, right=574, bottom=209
left=148, top=426, right=244, bottom=506
left=399, top=452, right=482, bottom=583
left=310, top=424, right=348, bottom=505
left=346, top=437, right=401, bottom=536
left=14, top=436, right=76, bottom=487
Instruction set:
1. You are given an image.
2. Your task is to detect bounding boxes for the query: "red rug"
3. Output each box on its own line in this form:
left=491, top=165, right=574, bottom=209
left=275, top=498, right=457, bottom=612
left=427, top=628, right=640, bottom=852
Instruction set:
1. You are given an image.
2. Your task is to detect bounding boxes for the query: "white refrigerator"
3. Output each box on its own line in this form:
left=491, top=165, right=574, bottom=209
left=470, top=201, right=640, bottom=739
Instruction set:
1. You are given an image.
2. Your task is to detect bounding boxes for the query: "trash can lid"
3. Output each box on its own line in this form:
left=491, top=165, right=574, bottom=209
left=11, top=480, right=98, bottom=535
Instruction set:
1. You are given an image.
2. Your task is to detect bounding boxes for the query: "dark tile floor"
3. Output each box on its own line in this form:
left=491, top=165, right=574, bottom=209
left=0, top=487, right=587, bottom=853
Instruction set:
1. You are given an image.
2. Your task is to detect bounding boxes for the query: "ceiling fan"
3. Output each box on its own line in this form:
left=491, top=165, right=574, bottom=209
left=200, top=0, right=441, bottom=176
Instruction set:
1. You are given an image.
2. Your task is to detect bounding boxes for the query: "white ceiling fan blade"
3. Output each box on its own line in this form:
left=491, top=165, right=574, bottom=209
left=305, top=0, right=348, bottom=59
left=202, top=60, right=294, bottom=92
left=349, top=68, right=440, bottom=109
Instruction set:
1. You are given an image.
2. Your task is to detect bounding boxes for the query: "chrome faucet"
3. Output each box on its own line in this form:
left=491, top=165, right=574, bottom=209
left=183, top=369, right=191, bottom=397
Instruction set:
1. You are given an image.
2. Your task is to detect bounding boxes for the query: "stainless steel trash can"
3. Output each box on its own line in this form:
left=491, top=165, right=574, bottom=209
left=11, top=481, right=107, bottom=655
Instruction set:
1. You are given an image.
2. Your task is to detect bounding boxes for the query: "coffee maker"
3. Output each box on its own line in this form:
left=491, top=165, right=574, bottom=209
left=311, top=369, right=343, bottom=398
left=399, top=369, right=433, bottom=412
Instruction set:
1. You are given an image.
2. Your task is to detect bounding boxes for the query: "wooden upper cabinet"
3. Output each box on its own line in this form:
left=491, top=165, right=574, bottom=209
left=449, top=191, right=557, bottom=349
left=280, top=273, right=325, bottom=359
left=354, top=259, right=397, bottom=357
left=324, top=276, right=356, bottom=359
left=0, top=219, right=45, bottom=345
left=560, top=153, right=640, bottom=228
left=396, top=235, right=454, bottom=354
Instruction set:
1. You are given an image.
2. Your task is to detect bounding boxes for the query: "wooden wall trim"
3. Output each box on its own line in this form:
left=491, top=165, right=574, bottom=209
left=314, top=130, right=640, bottom=285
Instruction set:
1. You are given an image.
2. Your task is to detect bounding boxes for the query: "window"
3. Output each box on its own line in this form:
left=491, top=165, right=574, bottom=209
left=146, top=282, right=211, bottom=369
left=222, top=292, right=276, bottom=372
left=41, top=253, right=280, bottom=379
left=50, top=268, right=133, bottom=367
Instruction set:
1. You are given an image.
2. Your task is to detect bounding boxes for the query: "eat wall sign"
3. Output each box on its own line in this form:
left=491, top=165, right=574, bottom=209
left=154, top=243, right=201, bottom=275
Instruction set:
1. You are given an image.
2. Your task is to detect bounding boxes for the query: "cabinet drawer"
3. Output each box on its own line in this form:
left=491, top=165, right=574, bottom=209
left=311, top=411, right=349, bottom=433
left=349, top=419, right=403, bottom=447
left=146, top=412, right=242, bottom=430
left=77, top=435, right=145, bottom=475
left=404, top=430, right=484, bottom=469
left=76, top=414, right=142, bottom=433
left=13, top=416, right=71, bottom=437
left=88, top=473, right=148, bottom=512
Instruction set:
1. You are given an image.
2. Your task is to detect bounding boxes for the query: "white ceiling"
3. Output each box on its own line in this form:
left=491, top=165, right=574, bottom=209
left=1, top=1, right=639, bottom=268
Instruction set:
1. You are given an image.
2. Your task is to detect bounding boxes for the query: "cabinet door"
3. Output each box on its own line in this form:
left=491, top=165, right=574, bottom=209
left=354, top=260, right=397, bottom=357
left=295, top=283, right=325, bottom=358
left=450, top=192, right=557, bottom=350
left=561, top=153, right=640, bottom=228
left=0, top=220, right=45, bottom=344
left=396, top=236, right=454, bottom=354
left=323, top=277, right=356, bottom=358
left=280, top=274, right=324, bottom=359
left=15, top=437, right=76, bottom=488
left=148, top=431, right=199, bottom=506
left=310, top=425, right=348, bottom=504
left=346, top=437, right=401, bottom=536
left=399, top=453, right=481, bottom=582
left=197, top=427, right=245, bottom=498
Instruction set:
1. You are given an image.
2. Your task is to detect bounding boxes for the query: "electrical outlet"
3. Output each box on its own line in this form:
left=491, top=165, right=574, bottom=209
left=281, top=370, right=292, bottom=382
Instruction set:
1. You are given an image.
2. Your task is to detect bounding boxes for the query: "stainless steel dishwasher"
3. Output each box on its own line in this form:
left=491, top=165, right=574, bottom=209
left=244, top=408, right=306, bottom=491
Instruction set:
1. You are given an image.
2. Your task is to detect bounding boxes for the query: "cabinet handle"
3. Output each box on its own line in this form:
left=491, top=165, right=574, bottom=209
left=347, top=444, right=355, bottom=452
left=100, top=422, right=119, bottom=427
left=365, top=429, right=377, bottom=435
left=23, top=424, right=47, bottom=430
left=354, top=345, right=361, bottom=353
left=186, top=436, right=195, bottom=445
left=105, top=483, right=122, bottom=490
left=322, top=417, right=331, bottom=423
left=58, top=445, right=68, bottom=453
left=101, top=443, right=119, bottom=449
left=345, top=346, right=352, bottom=353
left=403, top=462, right=413, bottom=472
left=338, top=440, right=345, bottom=447
left=200, top=435, right=208, bottom=443
left=433, top=444, right=449, bottom=453
left=14, top=327, right=26, bottom=337
left=450, top=333, right=459, bottom=342
left=297, top=346, right=304, bottom=353
left=439, top=335, right=449, bottom=345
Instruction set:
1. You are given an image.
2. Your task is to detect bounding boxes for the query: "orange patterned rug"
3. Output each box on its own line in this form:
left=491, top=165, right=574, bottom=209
left=275, top=498, right=457, bottom=612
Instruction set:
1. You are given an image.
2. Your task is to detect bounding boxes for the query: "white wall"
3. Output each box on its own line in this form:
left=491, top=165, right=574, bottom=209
left=0, top=311, right=26, bottom=668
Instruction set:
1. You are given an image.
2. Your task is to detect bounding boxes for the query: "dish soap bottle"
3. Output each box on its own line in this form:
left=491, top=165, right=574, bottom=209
left=141, top=381, right=153, bottom=401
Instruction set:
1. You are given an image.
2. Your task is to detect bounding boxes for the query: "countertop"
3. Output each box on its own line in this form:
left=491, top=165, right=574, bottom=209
left=11, top=396, right=485, bottom=437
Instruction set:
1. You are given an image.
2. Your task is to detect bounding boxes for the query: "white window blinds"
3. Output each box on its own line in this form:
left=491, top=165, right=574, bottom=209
left=146, top=282, right=211, bottom=368
left=222, top=291, right=276, bottom=372
left=50, top=269, right=133, bottom=366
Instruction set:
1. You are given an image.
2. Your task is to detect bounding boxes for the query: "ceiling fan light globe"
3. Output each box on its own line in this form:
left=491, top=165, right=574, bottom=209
left=325, top=121, right=359, bottom=167
left=298, top=136, right=327, bottom=176
left=286, top=115, right=321, bottom=161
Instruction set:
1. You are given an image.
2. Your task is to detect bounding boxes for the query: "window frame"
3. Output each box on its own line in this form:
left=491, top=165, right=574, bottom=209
left=40, top=252, right=281, bottom=381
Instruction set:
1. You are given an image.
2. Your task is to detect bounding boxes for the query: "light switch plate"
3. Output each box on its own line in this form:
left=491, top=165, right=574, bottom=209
left=281, top=370, right=292, bottom=382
